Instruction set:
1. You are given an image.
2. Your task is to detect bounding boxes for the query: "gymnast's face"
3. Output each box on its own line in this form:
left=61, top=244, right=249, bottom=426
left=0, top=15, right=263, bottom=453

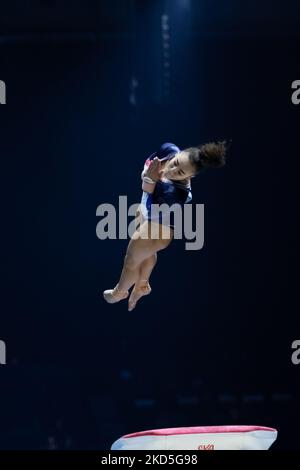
left=162, top=151, right=195, bottom=181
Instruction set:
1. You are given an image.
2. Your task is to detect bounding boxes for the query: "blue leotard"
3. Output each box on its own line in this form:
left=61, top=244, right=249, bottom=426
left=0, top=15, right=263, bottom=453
left=140, top=143, right=192, bottom=228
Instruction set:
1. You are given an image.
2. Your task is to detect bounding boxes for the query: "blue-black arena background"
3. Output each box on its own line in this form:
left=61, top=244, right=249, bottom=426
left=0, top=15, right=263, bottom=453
left=0, top=0, right=300, bottom=451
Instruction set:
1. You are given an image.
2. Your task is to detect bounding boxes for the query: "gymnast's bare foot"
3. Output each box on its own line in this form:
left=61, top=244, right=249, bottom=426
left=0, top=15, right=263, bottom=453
left=128, top=280, right=152, bottom=312
left=103, top=284, right=129, bottom=304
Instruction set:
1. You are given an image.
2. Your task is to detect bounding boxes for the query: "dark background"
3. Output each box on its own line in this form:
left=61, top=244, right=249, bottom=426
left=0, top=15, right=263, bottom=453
left=0, top=0, right=299, bottom=450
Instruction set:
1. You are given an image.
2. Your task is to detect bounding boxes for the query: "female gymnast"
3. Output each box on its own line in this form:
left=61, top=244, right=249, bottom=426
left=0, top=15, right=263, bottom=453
left=103, top=141, right=226, bottom=311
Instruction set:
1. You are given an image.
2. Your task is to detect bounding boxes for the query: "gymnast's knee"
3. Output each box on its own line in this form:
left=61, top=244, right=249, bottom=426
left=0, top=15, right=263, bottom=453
left=156, top=235, right=173, bottom=252
left=151, top=252, right=158, bottom=265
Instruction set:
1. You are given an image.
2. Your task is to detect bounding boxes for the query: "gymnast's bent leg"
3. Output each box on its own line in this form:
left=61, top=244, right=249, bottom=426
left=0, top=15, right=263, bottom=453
left=127, top=253, right=157, bottom=311
left=127, top=206, right=158, bottom=310
left=103, top=221, right=173, bottom=304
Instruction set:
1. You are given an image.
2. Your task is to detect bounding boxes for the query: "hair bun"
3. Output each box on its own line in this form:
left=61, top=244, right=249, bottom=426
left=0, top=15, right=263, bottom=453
left=199, top=141, right=227, bottom=168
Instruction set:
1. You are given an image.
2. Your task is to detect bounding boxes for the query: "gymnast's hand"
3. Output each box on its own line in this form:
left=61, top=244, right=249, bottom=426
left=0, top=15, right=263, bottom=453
left=144, top=157, right=163, bottom=182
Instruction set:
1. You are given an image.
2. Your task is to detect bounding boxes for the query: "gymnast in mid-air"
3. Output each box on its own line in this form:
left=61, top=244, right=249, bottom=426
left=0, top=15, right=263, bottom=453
left=103, top=141, right=226, bottom=311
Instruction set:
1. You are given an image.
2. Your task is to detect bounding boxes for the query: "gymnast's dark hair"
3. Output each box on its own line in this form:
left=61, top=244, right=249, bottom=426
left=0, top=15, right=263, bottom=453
left=186, top=141, right=227, bottom=174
